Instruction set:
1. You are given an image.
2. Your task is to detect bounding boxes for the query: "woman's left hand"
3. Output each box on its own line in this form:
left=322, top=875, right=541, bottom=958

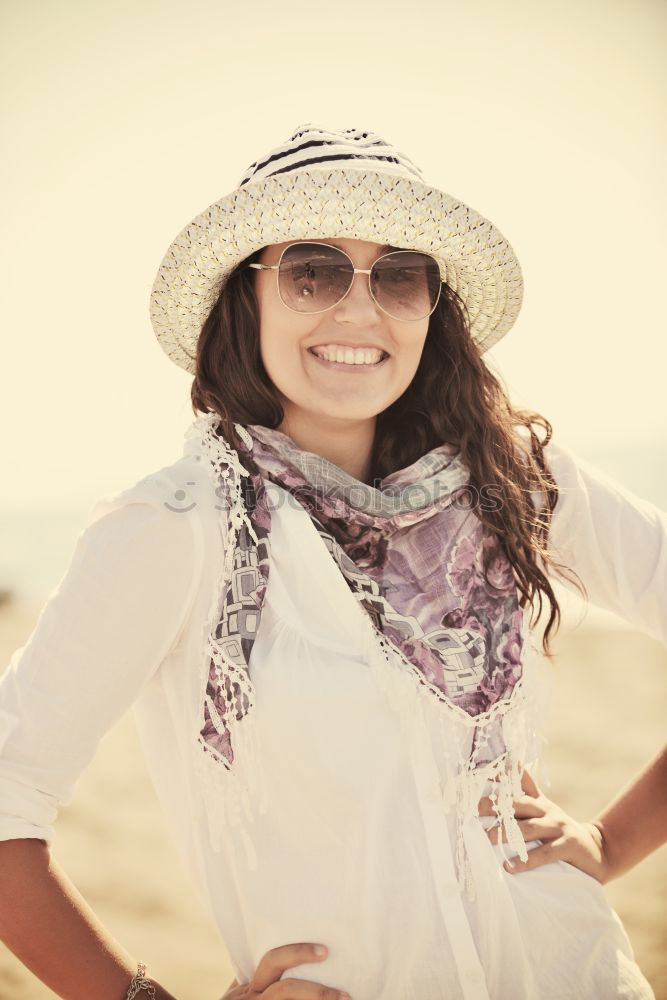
left=477, top=767, right=612, bottom=884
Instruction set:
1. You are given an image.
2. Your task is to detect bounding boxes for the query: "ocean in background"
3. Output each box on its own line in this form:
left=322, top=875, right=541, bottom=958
left=1, top=443, right=665, bottom=619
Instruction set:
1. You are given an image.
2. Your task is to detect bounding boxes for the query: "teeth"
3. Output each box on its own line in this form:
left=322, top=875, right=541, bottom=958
left=311, top=345, right=385, bottom=365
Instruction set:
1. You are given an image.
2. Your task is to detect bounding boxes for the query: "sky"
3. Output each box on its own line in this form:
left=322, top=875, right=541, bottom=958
left=2, top=0, right=666, bottom=514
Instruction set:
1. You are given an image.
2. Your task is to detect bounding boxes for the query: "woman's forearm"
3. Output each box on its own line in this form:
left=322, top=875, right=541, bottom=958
left=591, top=742, right=667, bottom=882
left=0, top=838, right=178, bottom=1000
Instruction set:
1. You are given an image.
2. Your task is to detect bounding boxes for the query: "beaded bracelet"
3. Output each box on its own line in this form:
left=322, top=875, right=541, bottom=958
left=125, top=961, right=157, bottom=999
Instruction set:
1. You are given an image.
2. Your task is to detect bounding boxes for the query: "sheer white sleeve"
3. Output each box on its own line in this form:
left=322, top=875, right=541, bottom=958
left=540, top=439, right=667, bottom=646
left=0, top=493, right=202, bottom=845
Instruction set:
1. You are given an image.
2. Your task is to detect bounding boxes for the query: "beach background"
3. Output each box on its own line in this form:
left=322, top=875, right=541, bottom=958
left=2, top=0, right=666, bottom=996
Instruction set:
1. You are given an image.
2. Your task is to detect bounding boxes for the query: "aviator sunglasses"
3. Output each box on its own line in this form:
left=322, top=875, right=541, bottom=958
left=247, top=241, right=444, bottom=322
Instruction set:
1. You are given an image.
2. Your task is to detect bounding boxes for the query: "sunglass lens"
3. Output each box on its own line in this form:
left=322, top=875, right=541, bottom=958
left=278, top=243, right=352, bottom=313
left=372, top=252, right=442, bottom=320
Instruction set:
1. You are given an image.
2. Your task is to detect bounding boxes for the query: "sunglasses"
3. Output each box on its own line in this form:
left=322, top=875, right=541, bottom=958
left=247, top=241, right=443, bottom=322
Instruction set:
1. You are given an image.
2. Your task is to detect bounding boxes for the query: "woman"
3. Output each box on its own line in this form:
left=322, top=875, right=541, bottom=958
left=0, top=123, right=665, bottom=1000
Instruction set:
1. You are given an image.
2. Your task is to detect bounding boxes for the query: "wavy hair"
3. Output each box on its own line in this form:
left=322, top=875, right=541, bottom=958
left=191, top=247, right=587, bottom=657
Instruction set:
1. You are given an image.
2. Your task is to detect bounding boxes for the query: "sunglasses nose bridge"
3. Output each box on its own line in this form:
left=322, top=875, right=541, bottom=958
left=338, top=264, right=381, bottom=312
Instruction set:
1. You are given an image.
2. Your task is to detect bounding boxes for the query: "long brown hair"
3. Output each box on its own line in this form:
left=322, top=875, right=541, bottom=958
left=191, top=248, right=587, bottom=657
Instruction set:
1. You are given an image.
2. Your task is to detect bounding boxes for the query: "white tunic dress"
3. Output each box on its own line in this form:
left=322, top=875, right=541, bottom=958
left=0, top=428, right=663, bottom=1000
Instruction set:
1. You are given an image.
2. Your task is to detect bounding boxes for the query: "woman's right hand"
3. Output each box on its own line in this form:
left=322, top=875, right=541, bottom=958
left=219, top=942, right=351, bottom=999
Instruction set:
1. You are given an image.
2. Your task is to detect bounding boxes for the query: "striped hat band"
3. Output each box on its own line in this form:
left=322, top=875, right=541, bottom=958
left=237, top=125, right=425, bottom=186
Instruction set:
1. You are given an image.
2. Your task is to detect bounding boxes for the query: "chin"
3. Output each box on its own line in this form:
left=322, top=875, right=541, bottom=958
left=316, top=404, right=382, bottom=422
left=284, top=398, right=382, bottom=425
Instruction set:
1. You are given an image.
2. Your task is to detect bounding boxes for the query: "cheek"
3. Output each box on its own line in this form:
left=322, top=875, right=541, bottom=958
left=258, top=314, right=315, bottom=384
left=392, top=324, right=429, bottom=376
left=257, top=284, right=292, bottom=362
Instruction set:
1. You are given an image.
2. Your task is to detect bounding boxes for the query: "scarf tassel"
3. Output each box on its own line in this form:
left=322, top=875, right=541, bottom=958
left=358, top=607, right=549, bottom=903
left=191, top=417, right=272, bottom=870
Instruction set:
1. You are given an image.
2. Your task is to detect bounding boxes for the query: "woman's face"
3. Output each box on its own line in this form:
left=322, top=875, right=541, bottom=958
left=253, top=237, right=431, bottom=429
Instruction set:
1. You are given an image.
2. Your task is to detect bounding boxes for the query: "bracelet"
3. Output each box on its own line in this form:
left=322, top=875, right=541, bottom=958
left=125, top=961, right=157, bottom=999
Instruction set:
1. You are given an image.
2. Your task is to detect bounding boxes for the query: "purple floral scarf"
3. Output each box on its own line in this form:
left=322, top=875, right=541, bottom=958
left=195, top=416, right=525, bottom=774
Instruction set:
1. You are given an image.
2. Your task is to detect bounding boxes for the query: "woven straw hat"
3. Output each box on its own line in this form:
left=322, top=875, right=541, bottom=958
left=149, top=123, right=523, bottom=374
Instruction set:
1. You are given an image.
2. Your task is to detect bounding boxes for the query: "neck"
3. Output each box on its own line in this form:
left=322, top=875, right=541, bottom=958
left=276, top=410, right=377, bottom=484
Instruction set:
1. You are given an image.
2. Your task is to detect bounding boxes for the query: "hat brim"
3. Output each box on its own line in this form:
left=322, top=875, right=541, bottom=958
left=149, top=166, right=523, bottom=374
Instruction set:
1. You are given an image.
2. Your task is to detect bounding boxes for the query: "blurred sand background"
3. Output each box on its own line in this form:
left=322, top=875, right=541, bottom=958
left=0, top=593, right=665, bottom=999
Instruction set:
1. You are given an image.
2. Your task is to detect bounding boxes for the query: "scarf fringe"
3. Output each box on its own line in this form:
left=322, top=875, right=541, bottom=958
left=359, top=610, right=549, bottom=902
left=190, top=414, right=272, bottom=868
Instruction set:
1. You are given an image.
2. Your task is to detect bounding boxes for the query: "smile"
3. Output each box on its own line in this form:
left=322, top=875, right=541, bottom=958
left=306, top=347, right=390, bottom=372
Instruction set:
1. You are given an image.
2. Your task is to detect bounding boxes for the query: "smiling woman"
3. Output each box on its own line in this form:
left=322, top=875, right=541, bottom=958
left=1, top=122, right=665, bottom=1000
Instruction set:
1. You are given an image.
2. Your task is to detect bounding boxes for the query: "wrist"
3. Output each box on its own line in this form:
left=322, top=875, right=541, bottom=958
left=125, top=962, right=179, bottom=1000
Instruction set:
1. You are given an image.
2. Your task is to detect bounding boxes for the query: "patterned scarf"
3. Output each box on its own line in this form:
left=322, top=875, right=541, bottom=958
left=186, top=412, right=541, bottom=895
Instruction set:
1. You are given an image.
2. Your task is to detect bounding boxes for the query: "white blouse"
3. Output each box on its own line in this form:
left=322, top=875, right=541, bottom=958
left=0, top=426, right=664, bottom=1000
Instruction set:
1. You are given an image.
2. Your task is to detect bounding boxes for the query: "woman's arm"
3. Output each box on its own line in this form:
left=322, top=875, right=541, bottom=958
left=481, top=443, right=667, bottom=879
left=0, top=489, right=201, bottom=997
left=540, top=438, right=667, bottom=646
left=590, top=741, right=667, bottom=881
left=0, top=839, right=178, bottom=1000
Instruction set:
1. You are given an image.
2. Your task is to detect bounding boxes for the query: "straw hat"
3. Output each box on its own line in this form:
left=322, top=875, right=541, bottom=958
left=149, top=123, right=523, bottom=374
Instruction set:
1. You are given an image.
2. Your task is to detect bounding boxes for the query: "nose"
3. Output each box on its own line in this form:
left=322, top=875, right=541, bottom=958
left=332, top=267, right=382, bottom=323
